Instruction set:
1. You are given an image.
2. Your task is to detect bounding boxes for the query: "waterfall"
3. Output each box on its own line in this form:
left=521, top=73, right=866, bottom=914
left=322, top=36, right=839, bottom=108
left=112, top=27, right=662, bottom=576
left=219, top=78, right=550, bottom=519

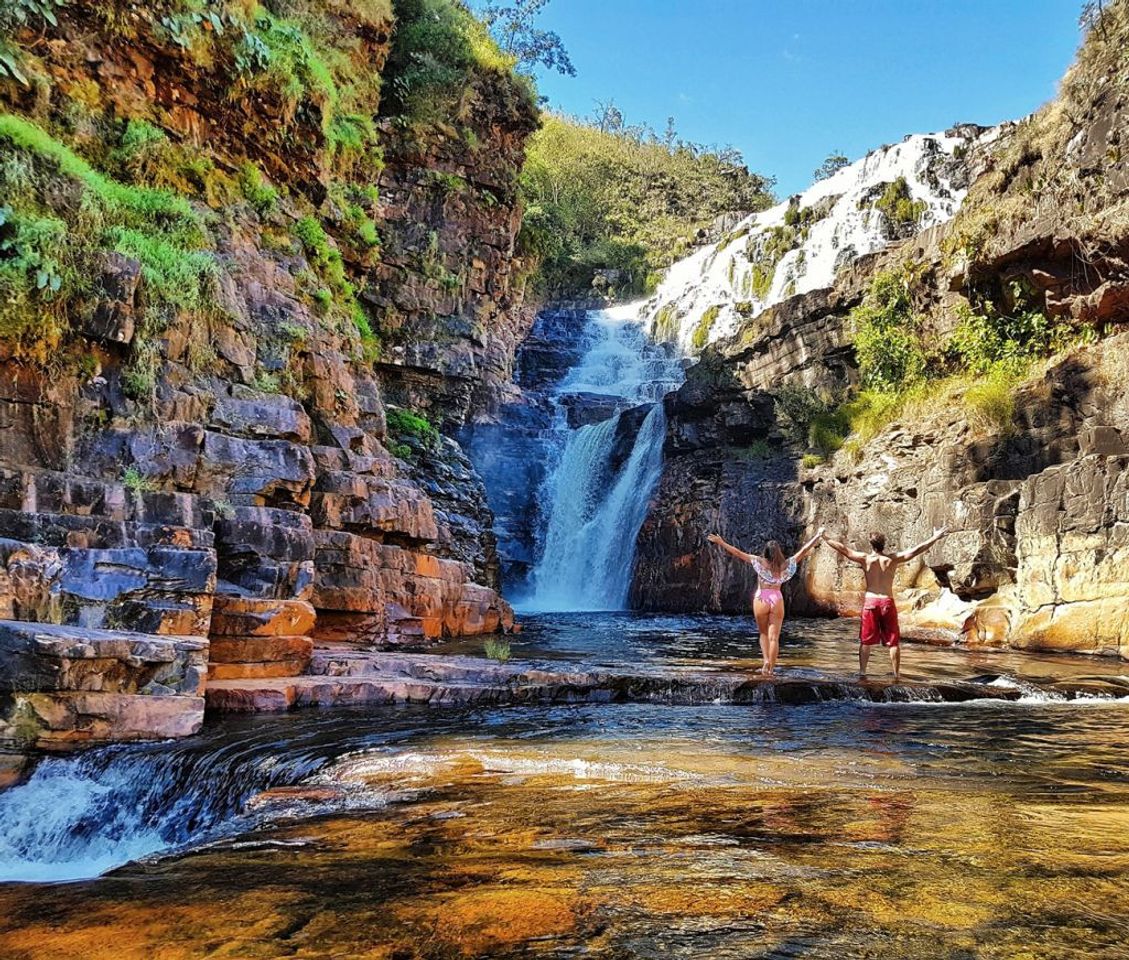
left=524, top=305, right=684, bottom=612
left=531, top=405, right=667, bottom=611
left=641, top=125, right=1003, bottom=354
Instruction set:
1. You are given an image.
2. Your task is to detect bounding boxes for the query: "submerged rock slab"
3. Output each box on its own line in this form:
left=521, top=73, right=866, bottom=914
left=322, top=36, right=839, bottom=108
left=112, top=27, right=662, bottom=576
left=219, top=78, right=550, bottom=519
left=0, top=620, right=207, bottom=747
left=204, top=650, right=1023, bottom=713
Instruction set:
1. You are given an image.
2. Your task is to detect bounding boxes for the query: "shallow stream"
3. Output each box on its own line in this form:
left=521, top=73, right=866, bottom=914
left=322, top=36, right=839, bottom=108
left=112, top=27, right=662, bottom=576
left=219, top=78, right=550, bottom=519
left=1, top=615, right=1128, bottom=958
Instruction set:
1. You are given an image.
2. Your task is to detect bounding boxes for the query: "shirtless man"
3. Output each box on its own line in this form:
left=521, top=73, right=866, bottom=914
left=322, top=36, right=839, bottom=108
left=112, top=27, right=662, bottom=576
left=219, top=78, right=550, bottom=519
left=822, top=527, right=949, bottom=681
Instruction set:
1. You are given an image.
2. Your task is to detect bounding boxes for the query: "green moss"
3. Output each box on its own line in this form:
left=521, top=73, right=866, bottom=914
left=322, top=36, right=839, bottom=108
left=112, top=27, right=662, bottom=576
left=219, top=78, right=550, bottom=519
left=387, top=407, right=439, bottom=448
left=0, top=114, right=202, bottom=240
left=121, top=465, right=158, bottom=493
left=108, top=227, right=216, bottom=313
left=691, top=304, right=722, bottom=351
left=652, top=302, right=679, bottom=342
left=0, top=114, right=218, bottom=364
left=238, top=162, right=279, bottom=215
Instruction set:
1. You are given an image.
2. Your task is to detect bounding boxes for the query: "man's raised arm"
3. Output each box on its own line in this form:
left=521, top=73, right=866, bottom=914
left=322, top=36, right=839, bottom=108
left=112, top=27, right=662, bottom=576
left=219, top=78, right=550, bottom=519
left=894, top=526, right=949, bottom=563
left=822, top=534, right=867, bottom=565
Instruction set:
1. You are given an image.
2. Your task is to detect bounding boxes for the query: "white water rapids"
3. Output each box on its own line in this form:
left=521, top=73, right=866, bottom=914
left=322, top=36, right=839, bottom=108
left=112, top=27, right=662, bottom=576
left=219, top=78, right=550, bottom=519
left=642, top=125, right=1002, bottom=353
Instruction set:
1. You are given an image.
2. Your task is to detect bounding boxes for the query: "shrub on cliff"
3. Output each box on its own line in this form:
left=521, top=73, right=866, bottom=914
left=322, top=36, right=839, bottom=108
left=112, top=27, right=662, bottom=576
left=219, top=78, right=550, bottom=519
left=518, top=113, right=775, bottom=298
left=381, top=0, right=535, bottom=125
left=849, top=266, right=928, bottom=391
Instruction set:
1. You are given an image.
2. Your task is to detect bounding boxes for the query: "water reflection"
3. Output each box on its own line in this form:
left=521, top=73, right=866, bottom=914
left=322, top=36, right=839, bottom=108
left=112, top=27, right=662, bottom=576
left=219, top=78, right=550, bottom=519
left=0, top=614, right=1126, bottom=957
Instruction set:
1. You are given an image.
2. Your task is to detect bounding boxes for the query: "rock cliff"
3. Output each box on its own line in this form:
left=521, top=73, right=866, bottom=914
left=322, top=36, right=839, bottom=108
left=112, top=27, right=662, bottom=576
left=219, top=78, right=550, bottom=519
left=0, top=0, right=533, bottom=746
left=632, top=10, right=1129, bottom=659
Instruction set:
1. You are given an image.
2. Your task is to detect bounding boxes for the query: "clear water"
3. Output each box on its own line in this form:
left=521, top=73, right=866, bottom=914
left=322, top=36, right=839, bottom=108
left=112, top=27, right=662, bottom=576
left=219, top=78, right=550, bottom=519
left=1, top=615, right=1127, bottom=958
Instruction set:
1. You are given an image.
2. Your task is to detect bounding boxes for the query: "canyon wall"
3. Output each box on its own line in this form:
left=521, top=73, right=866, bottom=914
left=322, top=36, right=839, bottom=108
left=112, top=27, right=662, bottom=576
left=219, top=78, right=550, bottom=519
left=632, top=19, right=1129, bottom=658
left=0, top=0, right=534, bottom=746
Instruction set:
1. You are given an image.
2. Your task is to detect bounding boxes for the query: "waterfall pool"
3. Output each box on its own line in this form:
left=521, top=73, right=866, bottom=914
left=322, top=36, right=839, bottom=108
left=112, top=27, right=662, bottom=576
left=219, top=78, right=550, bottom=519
left=1, top=614, right=1128, bottom=958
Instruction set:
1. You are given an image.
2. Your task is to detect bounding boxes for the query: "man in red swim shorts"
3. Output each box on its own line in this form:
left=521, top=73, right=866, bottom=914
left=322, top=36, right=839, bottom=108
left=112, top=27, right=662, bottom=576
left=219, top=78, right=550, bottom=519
left=822, top=527, right=949, bottom=681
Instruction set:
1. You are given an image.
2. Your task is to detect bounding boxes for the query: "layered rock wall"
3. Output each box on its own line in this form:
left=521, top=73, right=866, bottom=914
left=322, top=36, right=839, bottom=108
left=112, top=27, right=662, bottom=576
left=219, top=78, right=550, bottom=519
left=0, top=1, right=529, bottom=745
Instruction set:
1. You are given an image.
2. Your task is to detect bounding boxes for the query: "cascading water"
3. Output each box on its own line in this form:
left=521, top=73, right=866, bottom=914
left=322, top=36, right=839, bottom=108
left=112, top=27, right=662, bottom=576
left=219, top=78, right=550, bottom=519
left=643, top=125, right=1003, bottom=353
left=524, top=304, right=684, bottom=611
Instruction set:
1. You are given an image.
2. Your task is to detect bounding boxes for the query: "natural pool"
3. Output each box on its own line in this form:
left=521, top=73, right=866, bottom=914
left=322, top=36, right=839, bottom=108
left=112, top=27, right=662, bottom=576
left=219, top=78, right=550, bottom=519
left=1, top=614, right=1128, bottom=958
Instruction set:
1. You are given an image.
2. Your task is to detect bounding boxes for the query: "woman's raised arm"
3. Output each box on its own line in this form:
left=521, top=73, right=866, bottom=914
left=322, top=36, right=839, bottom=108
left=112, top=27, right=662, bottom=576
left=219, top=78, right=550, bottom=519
left=706, top=533, right=754, bottom=564
left=791, top=527, right=826, bottom=563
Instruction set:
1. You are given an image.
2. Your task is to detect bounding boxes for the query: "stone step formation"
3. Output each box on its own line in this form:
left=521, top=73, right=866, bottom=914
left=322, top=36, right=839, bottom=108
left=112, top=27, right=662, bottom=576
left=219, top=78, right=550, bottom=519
left=0, top=375, right=513, bottom=749
left=203, top=646, right=1034, bottom=713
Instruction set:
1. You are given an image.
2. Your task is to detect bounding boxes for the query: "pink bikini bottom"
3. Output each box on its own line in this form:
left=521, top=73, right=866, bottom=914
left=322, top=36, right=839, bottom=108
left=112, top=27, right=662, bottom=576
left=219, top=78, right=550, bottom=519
left=754, top=587, right=783, bottom=609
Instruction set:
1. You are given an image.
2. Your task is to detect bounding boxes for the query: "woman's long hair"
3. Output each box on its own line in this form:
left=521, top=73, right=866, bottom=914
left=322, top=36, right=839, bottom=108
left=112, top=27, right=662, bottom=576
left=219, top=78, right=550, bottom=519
left=764, top=540, right=787, bottom=576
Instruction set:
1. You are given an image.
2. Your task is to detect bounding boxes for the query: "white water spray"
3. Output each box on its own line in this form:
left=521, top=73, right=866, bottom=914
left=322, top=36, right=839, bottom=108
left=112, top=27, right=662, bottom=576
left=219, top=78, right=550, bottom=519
left=643, top=126, right=1002, bottom=353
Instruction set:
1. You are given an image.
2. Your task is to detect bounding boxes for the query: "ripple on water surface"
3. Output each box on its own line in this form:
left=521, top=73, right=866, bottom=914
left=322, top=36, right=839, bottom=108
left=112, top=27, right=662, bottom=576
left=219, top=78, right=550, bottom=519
left=0, top=614, right=1128, bottom=958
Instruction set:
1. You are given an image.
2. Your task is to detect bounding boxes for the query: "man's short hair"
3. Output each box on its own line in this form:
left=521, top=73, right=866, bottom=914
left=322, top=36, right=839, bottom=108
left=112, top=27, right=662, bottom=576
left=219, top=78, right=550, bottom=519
left=869, top=532, right=887, bottom=552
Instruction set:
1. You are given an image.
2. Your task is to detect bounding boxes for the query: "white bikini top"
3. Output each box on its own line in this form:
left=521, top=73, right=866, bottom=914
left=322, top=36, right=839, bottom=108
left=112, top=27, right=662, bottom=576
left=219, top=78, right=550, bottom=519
left=750, top=556, right=797, bottom=586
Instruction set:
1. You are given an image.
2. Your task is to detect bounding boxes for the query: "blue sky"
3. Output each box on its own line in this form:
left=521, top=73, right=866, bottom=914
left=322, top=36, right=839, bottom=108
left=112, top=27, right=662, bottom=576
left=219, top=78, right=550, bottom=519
left=528, top=0, right=1084, bottom=196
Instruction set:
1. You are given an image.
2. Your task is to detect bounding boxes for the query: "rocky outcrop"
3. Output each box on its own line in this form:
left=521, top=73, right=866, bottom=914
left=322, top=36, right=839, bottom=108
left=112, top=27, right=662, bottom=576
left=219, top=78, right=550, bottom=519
left=460, top=307, right=593, bottom=593
left=0, top=0, right=530, bottom=745
left=204, top=646, right=1031, bottom=713
left=0, top=621, right=206, bottom=747
left=633, top=8, right=1129, bottom=658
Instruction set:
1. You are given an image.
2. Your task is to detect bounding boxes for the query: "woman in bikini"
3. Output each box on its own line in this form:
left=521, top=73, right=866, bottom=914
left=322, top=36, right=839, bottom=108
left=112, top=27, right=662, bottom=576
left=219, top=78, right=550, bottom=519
left=706, top=528, right=825, bottom=676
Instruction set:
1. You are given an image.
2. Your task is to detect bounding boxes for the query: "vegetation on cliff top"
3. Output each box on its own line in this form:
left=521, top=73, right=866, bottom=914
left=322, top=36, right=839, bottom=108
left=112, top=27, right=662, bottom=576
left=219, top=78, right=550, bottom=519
left=945, top=0, right=1129, bottom=265
left=518, top=112, right=775, bottom=298
left=0, top=0, right=539, bottom=382
left=779, top=261, right=1099, bottom=464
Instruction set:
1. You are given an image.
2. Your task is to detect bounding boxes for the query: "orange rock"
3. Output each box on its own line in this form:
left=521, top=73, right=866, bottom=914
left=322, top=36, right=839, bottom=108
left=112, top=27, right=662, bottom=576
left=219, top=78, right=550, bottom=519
left=208, top=660, right=311, bottom=680
left=210, top=596, right=317, bottom=637
left=209, top=635, right=314, bottom=663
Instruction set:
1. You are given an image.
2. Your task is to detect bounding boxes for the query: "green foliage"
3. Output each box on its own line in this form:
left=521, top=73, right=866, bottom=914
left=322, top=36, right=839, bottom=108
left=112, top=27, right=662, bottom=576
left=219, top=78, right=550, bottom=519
left=691, top=304, right=722, bottom=351
left=484, top=636, right=512, bottom=662
left=0, top=114, right=203, bottom=243
left=520, top=113, right=774, bottom=297
left=872, top=176, right=927, bottom=232
left=291, top=213, right=380, bottom=356
left=773, top=383, right=836, bottom=444
left=386, top=407, right=440, bottom=449
left=849, top=268, right=927, bottom=391
left=252, top=369, right=281, bottom=393
left=813, top=151, right=849, bottom=182
left=0, top=206, right=68, bottom=354
left=801, top=452, right=825, bottom=468
left=0, top=114, right=216, bottom=363
left=108, top=227, right=216, bottom=313
left=121, top=465, right=157, bottom=494
left=477, top=0, right=574, bottom=76
left=391, top=441, right=412, bottom=460
left=964, top=368, right=1018, bottom=435
left=948, top=294, right=1064, bottom=374
left=238, top=163, right=279, bottom=215
left=326, top=181, right=381, bottom=255
left=382, top=0, right=533, bottom=125
left=0, top=0, right=66, bottom=85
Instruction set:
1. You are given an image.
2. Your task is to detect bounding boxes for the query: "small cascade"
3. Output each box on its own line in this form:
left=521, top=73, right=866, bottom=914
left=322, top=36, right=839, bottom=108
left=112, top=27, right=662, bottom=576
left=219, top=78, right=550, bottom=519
left=0, top=722, right=367, bottom=882
left=524, top=305, right=684, bottom=612
left=642, top=125, right=1003, bottom=353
